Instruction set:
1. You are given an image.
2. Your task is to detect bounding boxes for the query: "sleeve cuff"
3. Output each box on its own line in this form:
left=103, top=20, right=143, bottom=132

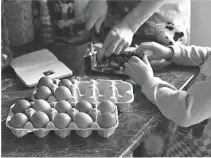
left=168, top=45, right=183, bottom=62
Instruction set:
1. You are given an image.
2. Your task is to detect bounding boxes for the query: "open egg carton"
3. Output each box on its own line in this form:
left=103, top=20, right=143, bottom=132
left=32, top=78, right=134, bottom=112
left=5, top=100, right=119, bottom=138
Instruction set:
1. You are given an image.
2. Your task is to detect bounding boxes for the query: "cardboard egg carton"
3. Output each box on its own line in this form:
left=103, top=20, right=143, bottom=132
left=5, top=102, right=119, bottom=138
left=32, top=79, right=134, bottom=112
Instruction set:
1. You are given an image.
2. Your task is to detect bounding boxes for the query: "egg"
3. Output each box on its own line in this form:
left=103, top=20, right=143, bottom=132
left=75, top=112, right=93, bottom=128
left=53, top=113, right=72, bottom=129
left=58, top=79, right=72, bottom=88
left=54, top=86, right=72, bottom=101
left=97, top=113, right=117, bottom=128
left=12, top=99, right=31, bottom=113
left=31, top=111, right=50, bottom=128
left=88, top=108, right=101, bottom=122
left=34, top=86, right=52, bottom=100
left=37, top=76, right=54, bottom=88
left=9, top=113, right=28, bottom=128
left=76, top=100, right=92, bottom=113
left=97, top=100, right=116, bottom=114
left=55, top=100, right=72, bottom=113
left=32, top=99, right=51, bottom=113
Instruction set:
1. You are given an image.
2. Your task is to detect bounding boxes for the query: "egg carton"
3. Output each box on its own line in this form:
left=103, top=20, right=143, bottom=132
left=32, top=79, right=134, bottom=112
left=5, top=103, right=119, bottom=138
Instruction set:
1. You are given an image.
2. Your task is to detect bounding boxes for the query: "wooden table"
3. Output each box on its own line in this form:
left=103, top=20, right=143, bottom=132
left=1, top=40, right=199, bottom=157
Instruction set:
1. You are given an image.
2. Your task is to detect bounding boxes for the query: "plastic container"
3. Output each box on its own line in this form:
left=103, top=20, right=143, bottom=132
left=32, top=79, right=134, bottom=112
left=5, top=102, right=119, bottom=138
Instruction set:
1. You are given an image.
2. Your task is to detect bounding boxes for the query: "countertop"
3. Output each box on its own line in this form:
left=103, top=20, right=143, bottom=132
left=1, top=40, right=199, bottom=157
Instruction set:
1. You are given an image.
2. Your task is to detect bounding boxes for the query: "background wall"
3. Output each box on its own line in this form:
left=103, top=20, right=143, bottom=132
left=191, top=0, right=211, bottom=47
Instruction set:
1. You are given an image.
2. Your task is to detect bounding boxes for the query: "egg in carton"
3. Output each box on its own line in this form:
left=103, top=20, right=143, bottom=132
left=31, top=77, right=76, bottom=102
left=32, top=77, right=134, bottom=112
left=5, top=99, right=119, bottom=138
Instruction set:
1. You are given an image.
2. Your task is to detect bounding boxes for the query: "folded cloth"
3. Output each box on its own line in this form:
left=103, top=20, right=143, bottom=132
left=167, top=124, right=211, bottom=157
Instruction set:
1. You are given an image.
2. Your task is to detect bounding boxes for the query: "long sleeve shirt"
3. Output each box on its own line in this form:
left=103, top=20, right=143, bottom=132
left=141, top=45, right=211, bottom=156
left=142, top=45, right=211, bottom=127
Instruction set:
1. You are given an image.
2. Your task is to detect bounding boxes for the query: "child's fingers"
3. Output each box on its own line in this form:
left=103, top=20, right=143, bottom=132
left=124, top=62, right=133, bottom=70
left=130, top=56, right=142, bottom=63
left=124, top=64, right=133, bottom=75
left=130, top=56, right=147, bottom=67
left=125, top=68, right=133, bottom=77
left=128, top=59, right=136, bottom=66
left=142, top=55, right=150, bottom=66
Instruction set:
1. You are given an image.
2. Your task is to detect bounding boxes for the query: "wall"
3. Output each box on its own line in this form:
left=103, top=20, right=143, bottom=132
left=190, top=1, right=211, bottom=47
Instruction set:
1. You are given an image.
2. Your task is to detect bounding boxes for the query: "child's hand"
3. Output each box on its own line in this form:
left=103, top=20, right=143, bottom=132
left=124, top=55, right=154, bottom=87
left=136, top=42, right=174, bottom=60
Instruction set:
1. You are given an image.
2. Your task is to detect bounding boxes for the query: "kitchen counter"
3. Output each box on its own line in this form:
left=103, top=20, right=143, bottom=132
left=1, top=40, right=199, bottom=157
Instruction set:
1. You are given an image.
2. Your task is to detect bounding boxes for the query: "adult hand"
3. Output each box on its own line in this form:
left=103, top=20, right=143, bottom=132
left=124, top=55, right=154, bottom=87
left=98, top=23, right=134, bottom=61
left=84, top=0, right=108, bottom=33
left=136, top=42, right=174, bottom=60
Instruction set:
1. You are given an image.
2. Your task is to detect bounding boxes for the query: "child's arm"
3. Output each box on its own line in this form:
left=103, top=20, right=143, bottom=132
left=170, top=45, right=211, bottom=67
left=125, top=50, right=211, bottom=127
left=137, top=42, right=211, bottom=67
left=142, top=75, right=211, bottom=127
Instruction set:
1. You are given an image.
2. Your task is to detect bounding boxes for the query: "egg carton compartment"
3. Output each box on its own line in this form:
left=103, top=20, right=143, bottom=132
left=5, top=103, right=119, bottom=138
left=32, top=79, right=134, bottom=112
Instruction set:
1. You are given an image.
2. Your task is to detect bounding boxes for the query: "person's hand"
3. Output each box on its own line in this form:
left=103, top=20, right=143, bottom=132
left=98, top=23, right=134, bottom=61
left=136, top=42, right=174, bottom=60
left=124, top=55, right=154, bottom=87
left=84, top=0, right=108, bottom=33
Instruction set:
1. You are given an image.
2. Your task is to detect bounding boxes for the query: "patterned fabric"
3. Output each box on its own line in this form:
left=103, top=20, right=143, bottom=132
left=167, top=127, right=211, bottom=157
left=167, top=132, right=198, bottom=157
left=105, top=0, right=191, bottom=46
left=192, top=132, right=211, bottom=156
